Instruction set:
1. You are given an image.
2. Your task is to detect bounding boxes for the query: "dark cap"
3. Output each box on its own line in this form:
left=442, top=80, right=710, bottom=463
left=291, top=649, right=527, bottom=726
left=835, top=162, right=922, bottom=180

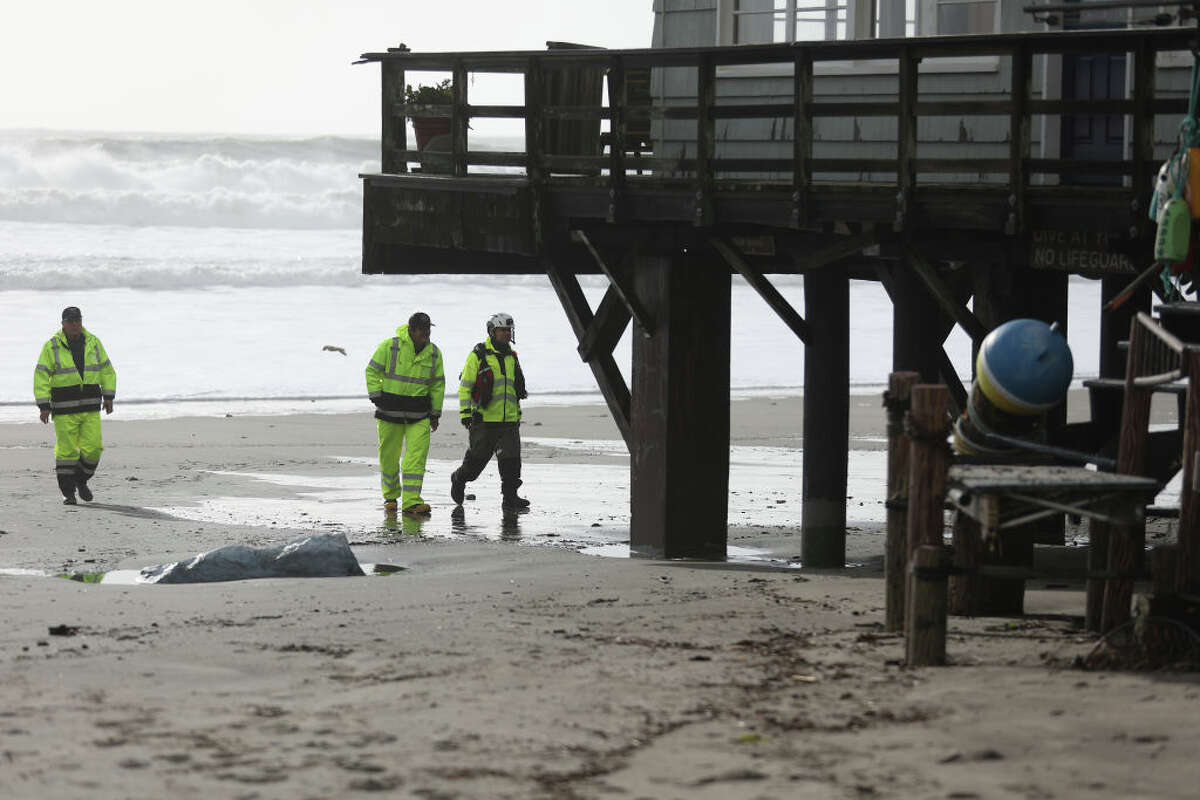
left=61, top=306, right=82, bottom=321
left=408, top=312, right=434, bottom=330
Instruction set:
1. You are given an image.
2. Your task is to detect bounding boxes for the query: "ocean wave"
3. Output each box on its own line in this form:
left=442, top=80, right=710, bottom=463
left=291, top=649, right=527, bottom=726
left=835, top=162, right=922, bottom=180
left=0, top=132, right=376, bottom=229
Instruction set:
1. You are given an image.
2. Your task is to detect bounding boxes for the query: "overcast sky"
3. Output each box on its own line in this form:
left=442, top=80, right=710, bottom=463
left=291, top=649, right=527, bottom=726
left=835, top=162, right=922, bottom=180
left=1, top=0, right=655, bottom=136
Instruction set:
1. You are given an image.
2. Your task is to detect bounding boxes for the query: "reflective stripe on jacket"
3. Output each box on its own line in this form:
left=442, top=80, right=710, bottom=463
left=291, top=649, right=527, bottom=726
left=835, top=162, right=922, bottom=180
left=458, top=339, right=523, bottom=423
left=33, top=327, right=116, bottom=415
left=365, top=324, right=445, bottom=424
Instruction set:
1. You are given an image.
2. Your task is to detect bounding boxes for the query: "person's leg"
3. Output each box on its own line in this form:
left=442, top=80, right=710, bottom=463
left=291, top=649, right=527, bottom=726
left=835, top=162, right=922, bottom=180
left=52, top=414, right=83, bottom=503
left=75, top=411, right=103, bottom=501
left=496, top=423, right=529, bottom=509
left=377, top=419, right=403, bottom=510
left=450, top=423, right=496, bottom=505
left=400, top=418, right=431, bottom=513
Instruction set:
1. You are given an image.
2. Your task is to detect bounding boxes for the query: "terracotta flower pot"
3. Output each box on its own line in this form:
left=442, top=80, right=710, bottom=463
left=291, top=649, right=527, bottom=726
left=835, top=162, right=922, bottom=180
left=412, top=117, right=451, bottom=151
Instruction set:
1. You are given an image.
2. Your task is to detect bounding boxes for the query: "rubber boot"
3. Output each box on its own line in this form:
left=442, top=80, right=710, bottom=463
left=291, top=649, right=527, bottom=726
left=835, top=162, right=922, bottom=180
left=57, top=473, right=77, bottom=505
left=75, top=467, right=93, bottom=502
left=451, top=456, right=488, bottom=506
left=450, top=468, right=466, bottom=506
left=499, top=458, right=530, bottom=510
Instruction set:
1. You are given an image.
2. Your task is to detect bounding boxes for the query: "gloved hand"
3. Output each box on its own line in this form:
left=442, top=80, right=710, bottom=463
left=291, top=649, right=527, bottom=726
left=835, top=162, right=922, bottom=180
left=461, top=416, right=472, bottom=429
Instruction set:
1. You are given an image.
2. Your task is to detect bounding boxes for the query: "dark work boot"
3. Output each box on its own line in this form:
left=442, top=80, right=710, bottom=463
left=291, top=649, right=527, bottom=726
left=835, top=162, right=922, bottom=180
left=498, top=458, right=530, bottom=510
left=450, top=468, right=466, bottom=506
left=75, top=469, right=93, bottom=502
left=57, top=473, right=77, bottom=505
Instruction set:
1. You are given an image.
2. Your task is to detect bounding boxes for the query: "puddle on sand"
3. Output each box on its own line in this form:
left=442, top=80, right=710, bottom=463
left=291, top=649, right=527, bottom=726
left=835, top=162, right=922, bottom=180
left=5, top=563, right=408, bottom=586
left=146, top=443, right=888, bottom=566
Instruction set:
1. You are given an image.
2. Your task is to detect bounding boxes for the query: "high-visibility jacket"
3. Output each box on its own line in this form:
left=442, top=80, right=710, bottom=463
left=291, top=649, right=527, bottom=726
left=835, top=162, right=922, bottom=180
left=366, top=324, right=445, bottom=424
left=34, top=328, right=116, bottom=416
left=458, top=338, right=525, bottom=423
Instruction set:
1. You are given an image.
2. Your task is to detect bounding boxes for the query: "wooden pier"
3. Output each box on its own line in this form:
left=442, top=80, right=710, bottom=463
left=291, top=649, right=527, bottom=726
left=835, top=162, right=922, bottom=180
left=357, top=27, right=1196, bottom=562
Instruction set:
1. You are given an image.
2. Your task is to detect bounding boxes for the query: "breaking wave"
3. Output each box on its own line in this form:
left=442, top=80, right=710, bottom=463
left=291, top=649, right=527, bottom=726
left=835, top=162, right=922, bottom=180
left=0, top=131, right=376, bottom=229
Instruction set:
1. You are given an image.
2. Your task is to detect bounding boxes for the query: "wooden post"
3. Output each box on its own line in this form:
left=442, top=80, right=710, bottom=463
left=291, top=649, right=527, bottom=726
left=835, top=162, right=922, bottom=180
left=1085, top=519, right=1109, bottom=632
left=892, top=263, right=942, bottom=384
left=791, top=52, right=813, bottom=229
left=452, top=61, right=469, bottom=178
left=381, top=61, right=407, bottom=175
left=949, top=511, right=982, bottom=617
left=906, top=384, right=951, bottom=556
left=1101, top=317, right=1154, bottom=632
left=1007, top=43, right=1031, bottom=236
left=630, top=249, right=730, bottom=559
left=801, top=265, right=850, bottom=568
left=885, top=371, right=920, bottom=631
left=1151, top=545, right=1180, bottom=597
left=1178, top=349, right=1200, bottom=593
left=907, top=544, right=949, bottom=666
left=904, top=385, right=950, bottom=663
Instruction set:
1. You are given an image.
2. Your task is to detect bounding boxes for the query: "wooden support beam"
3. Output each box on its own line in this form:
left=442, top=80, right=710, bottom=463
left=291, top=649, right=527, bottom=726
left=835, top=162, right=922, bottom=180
left=790, top=232, right=878, bottom=273
left=904, top=246, right=989, bottom=343
left=1177, top=349, right=1200, bottom=593
left=906, top=384, right=951, bottom=557
left=543, top=254, right=632, bottom=449
left=877, top=260, right=942, bottom=384
left=631, top=250, right=730, bottom=559
left=1100, top=316, right=1155, bottom=632
left=802, top=265, right=849, bottom=567
left=936, top=346, right=968, bottom=419
left=885, top=371, right=920, bottom=631
left=381, top=61, right=408, bottom=174
left=710, top=237, right=810, bottom=344
left=570, top=230, right=654, bottom=335
left=577, top=287, right=631, bottom=363
left=1131, top=37, right=1155, bottom=232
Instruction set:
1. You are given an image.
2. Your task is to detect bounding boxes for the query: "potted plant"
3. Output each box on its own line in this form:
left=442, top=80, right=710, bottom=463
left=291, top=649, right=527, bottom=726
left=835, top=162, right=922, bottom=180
left=405, top=79, right=452, bottom=151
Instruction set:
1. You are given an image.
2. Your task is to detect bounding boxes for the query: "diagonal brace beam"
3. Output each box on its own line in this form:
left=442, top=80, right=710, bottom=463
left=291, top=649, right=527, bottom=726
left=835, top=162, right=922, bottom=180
left=578, top=287, right=631, bottom=363
left=710, top=236, right=810, bottom=344
left=904, top=246, right=989, bottom=344
left=571, top=230, right=654, bottom=336
left=543, top=256, right=633, bottom=449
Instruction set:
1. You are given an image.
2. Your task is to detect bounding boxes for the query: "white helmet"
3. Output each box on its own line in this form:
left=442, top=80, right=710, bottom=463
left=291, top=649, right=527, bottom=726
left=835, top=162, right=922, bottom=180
left=487, top=312, right=515, bottom=343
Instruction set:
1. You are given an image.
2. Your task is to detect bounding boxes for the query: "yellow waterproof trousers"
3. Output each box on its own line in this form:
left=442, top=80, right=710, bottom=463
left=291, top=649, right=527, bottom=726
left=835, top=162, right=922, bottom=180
left=53, top=411, right=103, bottom=480
left=377, top=417, right=431, bottom=510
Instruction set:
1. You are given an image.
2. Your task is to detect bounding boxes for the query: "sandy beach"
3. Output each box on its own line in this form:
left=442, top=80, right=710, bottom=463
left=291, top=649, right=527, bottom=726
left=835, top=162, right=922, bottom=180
left=1, top=393, right=1198, bottom=799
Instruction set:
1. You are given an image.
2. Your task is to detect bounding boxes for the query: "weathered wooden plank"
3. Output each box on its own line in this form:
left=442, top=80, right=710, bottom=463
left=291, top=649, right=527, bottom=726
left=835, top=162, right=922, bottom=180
left=571, top=230, right=654, bottom=335
left=1009, top=44, right=1031, bottom=236
left=896, top=48, right=918, bottom=232
left=793, top=52, right=813, bottom=228
left=607, top=57, right=628, bottom=223
left=1101, top=316, right=1156, bottom=633
left=1178, top=349, right=1200, bottom=593
left=886, top=371, right=920, bottom=631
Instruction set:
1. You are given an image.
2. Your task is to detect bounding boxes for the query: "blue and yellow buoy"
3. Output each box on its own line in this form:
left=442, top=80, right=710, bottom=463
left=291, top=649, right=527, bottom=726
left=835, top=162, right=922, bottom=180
left=953, top=318, right=1074, bottom=456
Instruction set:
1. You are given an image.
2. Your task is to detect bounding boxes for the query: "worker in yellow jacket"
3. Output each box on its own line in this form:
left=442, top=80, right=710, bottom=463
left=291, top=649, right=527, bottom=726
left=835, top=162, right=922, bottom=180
left=33, top=307, right=117, bottom=505
left=450, top=313, right=530, bottom=511
left=365, top=312, right=445, bottom=516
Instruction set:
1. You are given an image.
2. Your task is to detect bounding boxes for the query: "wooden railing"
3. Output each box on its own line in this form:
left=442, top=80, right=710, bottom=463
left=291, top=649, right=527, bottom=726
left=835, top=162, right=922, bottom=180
left=359, top=27, right=1196, bottom=231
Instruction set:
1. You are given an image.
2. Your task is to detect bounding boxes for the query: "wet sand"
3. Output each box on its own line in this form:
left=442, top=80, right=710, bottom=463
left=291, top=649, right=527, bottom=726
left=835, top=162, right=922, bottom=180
left=0, top=393, right=1197, bottom=799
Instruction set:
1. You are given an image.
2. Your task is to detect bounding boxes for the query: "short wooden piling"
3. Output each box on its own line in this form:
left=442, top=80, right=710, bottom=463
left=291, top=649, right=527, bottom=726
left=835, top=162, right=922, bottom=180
left=1177, top=349, right=1200, bottom=594
left=907, top=544, right=950, bottom=666
left=885, top=371, right=920, bottom=631
left=949, top=511, right=982, bottom=617
left=904, top=384, right=951, bottom=664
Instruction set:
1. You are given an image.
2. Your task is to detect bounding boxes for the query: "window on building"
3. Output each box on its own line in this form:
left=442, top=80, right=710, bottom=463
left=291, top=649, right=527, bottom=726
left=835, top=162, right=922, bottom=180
left=731, top=0, right=848, bottom=43
left=919, top=0, right=998, bottom=35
